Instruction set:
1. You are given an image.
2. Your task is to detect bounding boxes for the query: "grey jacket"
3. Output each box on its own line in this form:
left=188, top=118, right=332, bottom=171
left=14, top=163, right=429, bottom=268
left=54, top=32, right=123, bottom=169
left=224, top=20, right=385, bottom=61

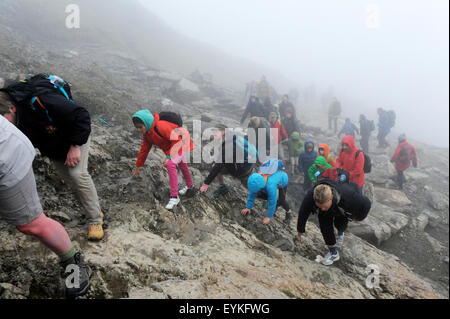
left=0, top=115, right=36, bottom=189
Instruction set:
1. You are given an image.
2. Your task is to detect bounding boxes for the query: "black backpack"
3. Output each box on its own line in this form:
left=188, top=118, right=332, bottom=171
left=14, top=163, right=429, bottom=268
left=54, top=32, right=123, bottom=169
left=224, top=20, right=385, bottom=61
left=355, top=150, right=371, bottom=173
left=159, top=111, right=183, bottom=127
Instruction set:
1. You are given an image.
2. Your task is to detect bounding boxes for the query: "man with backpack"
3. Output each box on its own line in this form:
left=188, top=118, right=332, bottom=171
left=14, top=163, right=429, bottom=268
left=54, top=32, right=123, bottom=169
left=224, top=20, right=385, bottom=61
left=328, top=97, right=341, bottom=133
left=359, top=114, right=375, bottom=153
left=0, top=113, right=92, bottom=298
left=241, top=159, right=291, bottom=225
left=377, top=107, right=394, bottom=148
left=297, top=180, right=371, bottom=266
left=200, top=125, right=257, bottom=198
left=336, top=136, right=366, bottom=194
left=390, top=134, right=418, bottom=190
left=0, top=74, right=104, bottom=241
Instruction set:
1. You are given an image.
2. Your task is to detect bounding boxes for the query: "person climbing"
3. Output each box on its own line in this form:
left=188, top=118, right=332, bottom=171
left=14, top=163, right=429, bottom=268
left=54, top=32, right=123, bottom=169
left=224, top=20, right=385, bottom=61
left=257, top=75, right=272, bottom=102
left=132, top=110, right=195, bottom=210
left=390, top=134, right=418, bottom=190
left=243, top=80, right=259, bottom=104
left=262, top=97, right=275, bottom=120
left=200, top=125, right=257, bottom=198
left=0, top=114, right=92, bottom=298
left=240, top=95, right=265, bottom=124
left=328, top=97, right=341, bottom=133
left=241, top=159, right=291, bottom=225
left=0, top=75, right=104, bottom=241
left=288, top=131, right=303, bottom=175
left=359, top=114, right=375, bottom=153
left=282, top=108, right=300, bottom=137
left=298, top=140, right=318, bottom=193
left=279, top=94, right=296, bottom=119
left=297, top=180, right=371, bottom=265
left=377, top=107, right=391, bottom=148
left=336, top=135, right=365, bottom=194
left=338, top=118, right=359, bottom=138
left=268, top=112, right=288, bottom=161
left=247, top=116, right=273, bottom=160
left=317, top=143, right=336, bottom=167
left=308, top=156, right=333, bottom=184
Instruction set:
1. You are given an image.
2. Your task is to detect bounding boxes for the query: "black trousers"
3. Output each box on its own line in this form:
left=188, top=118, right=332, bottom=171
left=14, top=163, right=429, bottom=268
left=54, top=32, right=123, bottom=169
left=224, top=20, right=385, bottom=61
left=360, top=135, right=370, bottom=153
left=396, top=170, right=405, bottom=189
left=318, top=211, right=348, bottom=246
left=377, top=131, right=389, bottom=148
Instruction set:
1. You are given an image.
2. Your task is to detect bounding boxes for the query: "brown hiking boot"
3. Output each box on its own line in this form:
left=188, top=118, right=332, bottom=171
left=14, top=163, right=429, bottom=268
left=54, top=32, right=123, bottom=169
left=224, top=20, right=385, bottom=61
left=88, top=224, right=104, bottom=241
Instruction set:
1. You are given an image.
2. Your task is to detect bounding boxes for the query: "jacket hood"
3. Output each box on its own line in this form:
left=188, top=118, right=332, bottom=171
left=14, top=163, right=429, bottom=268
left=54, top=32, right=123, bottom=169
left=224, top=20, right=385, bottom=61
left=247, top=173, right=267, bottom=193
left=318, top=143, right=330, bottom=159
left=133, top=110, right=155, bottom=131
left=291, top=131, right=301, bottom=141
left=304, top=140, right=315, bottom=152
left=341, top=135, right=357, bottom=152
left=314, top=156, right=327, bottom=166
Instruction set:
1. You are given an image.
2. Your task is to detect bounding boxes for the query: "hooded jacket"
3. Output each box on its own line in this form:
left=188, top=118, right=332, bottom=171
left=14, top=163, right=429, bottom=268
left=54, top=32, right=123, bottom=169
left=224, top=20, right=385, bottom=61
left=279, top=101, right=296, bottom=119
left=317, top=144, right=336, bottom=167
left=288, top=131, right=303, bottom=157
left=240, top=97, right=265, bottom=123
left=308, top=156, right=333, bottom=183
left=135, top=111, right=194, bottom=167
left=282, top=116, right=300, bottom=136
left=297, top=180, right=371, bottom=233
left=270, top=118, right=288, bottom=144
left=391, top=141, right=418, bottom=172
left=246, top=169, right=289, bottom=218
left=298, top=140, right=318, bottom=173
left=339, top=120, right=359, bottom=137
left=336, top=136, right=365, bottom=188
left=378, top=111, right=391, bottom=134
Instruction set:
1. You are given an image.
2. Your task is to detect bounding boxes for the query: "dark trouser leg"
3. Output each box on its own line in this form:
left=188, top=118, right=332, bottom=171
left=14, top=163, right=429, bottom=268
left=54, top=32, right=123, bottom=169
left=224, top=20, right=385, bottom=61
left=303, top=173, right=312, bottom=193
left=361, top=136, right=369, bottom=153
left=333, top=118, right=338, bottom=133
left=277, top=187, right=290, bottom=212
left=334, top=214, right=349, bottom=235
left=318, top=213, right=336, bottom=246
left=397, top=170, right=404, bottom=189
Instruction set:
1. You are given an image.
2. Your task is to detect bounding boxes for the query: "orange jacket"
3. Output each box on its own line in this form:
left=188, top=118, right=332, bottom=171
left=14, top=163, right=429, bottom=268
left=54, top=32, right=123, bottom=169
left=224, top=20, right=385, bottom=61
left=317, top=143, right=336, bottom=167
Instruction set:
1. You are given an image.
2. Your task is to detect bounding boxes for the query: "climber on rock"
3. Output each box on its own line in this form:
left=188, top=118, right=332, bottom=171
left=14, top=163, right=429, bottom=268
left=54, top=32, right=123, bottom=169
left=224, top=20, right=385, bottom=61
left=241, top=159, right=292, bottom=225
left=0, top=114, right=92, bottom=298
left=297, top=180, right=371, bottom=266
left=132, top=110, right=195, bottom=210
left=390, top=134, right=418, bottom=190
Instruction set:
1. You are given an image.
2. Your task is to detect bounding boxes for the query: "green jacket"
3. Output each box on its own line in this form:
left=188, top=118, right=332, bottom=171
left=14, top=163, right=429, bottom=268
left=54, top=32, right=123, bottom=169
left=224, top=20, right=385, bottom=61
left=308, top=156, right=333, bottom=183
left=288, top=131, right=303, bottom=157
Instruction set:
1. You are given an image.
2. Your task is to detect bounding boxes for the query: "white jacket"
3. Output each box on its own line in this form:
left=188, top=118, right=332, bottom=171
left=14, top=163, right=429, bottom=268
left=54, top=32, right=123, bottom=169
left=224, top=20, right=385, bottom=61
left=0, top=115, right=36, bottom=189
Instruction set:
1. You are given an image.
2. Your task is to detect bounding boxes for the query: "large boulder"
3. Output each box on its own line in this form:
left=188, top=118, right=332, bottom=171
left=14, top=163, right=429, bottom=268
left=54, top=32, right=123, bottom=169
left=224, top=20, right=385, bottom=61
left=366, top=154, right=396, bottom=186
left=374, top=187, right=412, bottom=208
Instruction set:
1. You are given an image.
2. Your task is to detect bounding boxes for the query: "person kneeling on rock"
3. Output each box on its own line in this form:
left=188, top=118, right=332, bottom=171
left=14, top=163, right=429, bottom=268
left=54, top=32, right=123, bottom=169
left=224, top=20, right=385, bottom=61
left=241, top=159, right=291, bottom=225
left=297, top=180, right=371, bottom=266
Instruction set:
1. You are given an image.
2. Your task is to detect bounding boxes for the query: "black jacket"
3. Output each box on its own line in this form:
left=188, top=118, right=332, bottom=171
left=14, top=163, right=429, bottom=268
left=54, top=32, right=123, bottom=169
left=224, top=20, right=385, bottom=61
left=297, top=180, right=371, bottom=233
left=16, top=93, right=91, bottom=160
left=241, top=98, right=266, bottom=123
left=359, top=118, right=374, bottom=138
left=204, top=135, right=255, bottom=185
left=279, top=101, right=296, bottom=118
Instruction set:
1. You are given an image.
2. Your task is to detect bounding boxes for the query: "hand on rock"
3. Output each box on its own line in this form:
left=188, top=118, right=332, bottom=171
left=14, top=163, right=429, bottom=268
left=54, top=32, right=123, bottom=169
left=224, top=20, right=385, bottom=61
left=132, top=167, right=140, bottom=178
left=241, top=208, right=251, bottom=215
left=263, top=217, right=271, bottom=225
left=200, top=184, right=209, bottom=192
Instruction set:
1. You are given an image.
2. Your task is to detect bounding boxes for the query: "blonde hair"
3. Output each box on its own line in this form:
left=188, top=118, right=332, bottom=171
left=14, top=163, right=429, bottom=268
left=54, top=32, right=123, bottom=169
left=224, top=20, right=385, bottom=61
left=249, top=116, right=261, bottom=128
left=313, top=184, right=333, bottom=204
left=0, top=92, right=13, bottom=115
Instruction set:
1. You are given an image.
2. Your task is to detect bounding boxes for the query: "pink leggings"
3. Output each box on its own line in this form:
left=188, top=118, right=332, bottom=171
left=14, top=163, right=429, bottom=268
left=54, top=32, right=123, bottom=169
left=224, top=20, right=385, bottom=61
left=165, top=153, right=193, bottom=197
left=16, top=213, right=73, bottom=255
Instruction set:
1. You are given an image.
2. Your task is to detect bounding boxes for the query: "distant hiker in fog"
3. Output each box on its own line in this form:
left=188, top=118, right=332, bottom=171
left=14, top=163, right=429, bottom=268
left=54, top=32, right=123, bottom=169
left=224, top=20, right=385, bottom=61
left=132, top=110, right=195, bottom=210
left=244, top=80, right=259, bottom=103
left=390, top=134, right=418, bottom=190
left=359, top=114, right=375, bottom=153
left=279, top=94, right=296, bottom=120
left=242, top=159, right=291, bottom=225
left=282, top=108, right=300, bottom=137
left=268, top=112, right=288, bottom=161
left=247, top=116, right=272, bottom=159
left=257, top=75, right=272, bottom=102
left=298, top=140, right=318, bottom=193
left=297, top=180, right=371, bottom=266
left=200, top=125, right=257, bottom=198
left=288, top=131, right=303, bottom=175
left=328, top=97, right=341, bottom=133
left=377, top=107, right=392, bottom=148
left=262, top=97, right=275, bottom=120
left=338, top=118, right=359, bottom=138
left=240, top=95, right=265, bottom=124
left=336, top=136, right=365, bottom=194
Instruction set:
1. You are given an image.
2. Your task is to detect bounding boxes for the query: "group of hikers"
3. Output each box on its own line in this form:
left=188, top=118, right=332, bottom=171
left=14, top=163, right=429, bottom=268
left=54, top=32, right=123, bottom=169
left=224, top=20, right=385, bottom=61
left=0, top=73, right=419, bottom=298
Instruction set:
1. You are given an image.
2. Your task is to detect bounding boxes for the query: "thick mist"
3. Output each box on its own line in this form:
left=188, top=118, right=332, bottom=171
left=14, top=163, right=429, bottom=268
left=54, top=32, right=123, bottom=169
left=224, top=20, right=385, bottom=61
left=142, top=0, right=449, bottom=148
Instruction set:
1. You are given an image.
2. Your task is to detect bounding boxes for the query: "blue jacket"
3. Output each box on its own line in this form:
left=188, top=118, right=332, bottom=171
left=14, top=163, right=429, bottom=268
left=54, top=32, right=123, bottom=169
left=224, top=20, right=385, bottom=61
left=378, top=111, right=391, bottom=134
left=246, top=169, right=288, bottom=218
left=298, top=140, right=318, bottom=173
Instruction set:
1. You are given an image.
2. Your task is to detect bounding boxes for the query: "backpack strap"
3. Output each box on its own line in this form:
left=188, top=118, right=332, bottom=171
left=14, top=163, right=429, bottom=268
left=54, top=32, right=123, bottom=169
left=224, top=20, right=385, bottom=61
left=30, top=96, right=53, bottom=122
left=355, top=149, right=362, bottom=160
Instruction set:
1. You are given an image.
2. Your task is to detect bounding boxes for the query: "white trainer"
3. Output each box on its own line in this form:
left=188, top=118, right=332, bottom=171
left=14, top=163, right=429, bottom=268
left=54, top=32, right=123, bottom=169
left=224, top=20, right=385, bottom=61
left=165, top=197, right=180, bottom=210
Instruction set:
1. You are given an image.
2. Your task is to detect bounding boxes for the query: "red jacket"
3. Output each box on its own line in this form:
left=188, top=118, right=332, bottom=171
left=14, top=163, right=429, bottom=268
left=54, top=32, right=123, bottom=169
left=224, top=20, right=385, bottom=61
left=336, top=135, right=365, bottom=188
left=136, top=113, right=194, bottom=167
left=391, top=142, right=418, bottom=172
left=270, top=120, right=288, bottom=144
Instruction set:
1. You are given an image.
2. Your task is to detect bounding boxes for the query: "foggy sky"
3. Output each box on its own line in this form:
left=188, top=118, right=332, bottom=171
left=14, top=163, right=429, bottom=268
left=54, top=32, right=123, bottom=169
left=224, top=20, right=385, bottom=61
left=141, top=0, right=449, bottom=147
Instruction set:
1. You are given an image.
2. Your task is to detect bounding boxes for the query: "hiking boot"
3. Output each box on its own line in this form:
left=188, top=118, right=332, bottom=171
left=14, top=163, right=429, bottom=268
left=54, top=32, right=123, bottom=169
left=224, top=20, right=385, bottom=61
left=321, top=250, right=340, bottom=266
left=88, top=224, right=104, bottom=241
left=179, top=186, right=193, bottom=196
left=284, top=211, right=293, bottom=225
left=336, top=233, right=345, bottom=248
left=165, top=197, right=180, bottom=210
left=213, top=185, right=229, bottom=198
left=61, top=252, right=92, bottom=299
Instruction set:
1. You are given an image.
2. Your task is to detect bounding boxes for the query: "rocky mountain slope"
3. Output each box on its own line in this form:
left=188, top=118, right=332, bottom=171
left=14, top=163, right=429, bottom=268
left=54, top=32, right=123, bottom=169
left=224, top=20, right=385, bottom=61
left=0, top=1, right=448, bottom=299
